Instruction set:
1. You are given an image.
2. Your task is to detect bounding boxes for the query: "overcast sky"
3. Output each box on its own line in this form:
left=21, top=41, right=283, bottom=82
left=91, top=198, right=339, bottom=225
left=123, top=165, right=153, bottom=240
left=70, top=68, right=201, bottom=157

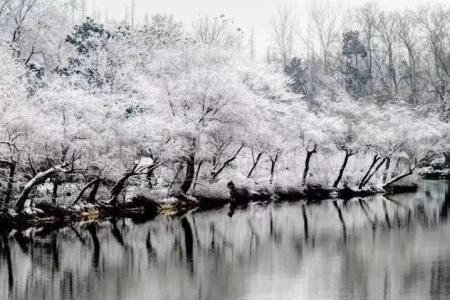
left=85, top=0, right=446, bottom=57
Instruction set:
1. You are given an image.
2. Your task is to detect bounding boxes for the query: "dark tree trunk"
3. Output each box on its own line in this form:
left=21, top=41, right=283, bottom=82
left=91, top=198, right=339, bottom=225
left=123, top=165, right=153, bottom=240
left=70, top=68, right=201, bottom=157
left=333, top=200, right=347, bottom=242
left=2, top=234, right=13, bottom=292
left=362, top=157, right=388, bottom=187
left=302, top=147, right=317, bottom=185
left=247, top=151, right=264, bottom=178
left=359, top=154, right=380, bottom=189
left=302, top=201, right=309, bottom=240
left=88, top=179, right=101, bottom=203
left=444, top=152, right=450, bottom=168
left=15, top=167, right=58, bottom=211
left=146, top=168, right=155, bottom=189
left=87, top=224, right=100, bottom=269
left=382, top=157, right=391, bottom=182
left=181, top=217, right=194, bottom=273
left=4, top=162, right=15, bottom=207
left=193, top=160, right=204, bottom=192
left=109, top=173, right=134, bottom=205
left=210, top=144, right=244, bottom=182
left=180, top=152, right=195, bottom=194
left=333, top=150, right=352, bottom=188
left=52, top=180, right=58, bottom=205
left=382, top=168, right=414, bottom=189
left=269, top=153, right=279, bottom=185
left=72, top=178, right=100, bottom=205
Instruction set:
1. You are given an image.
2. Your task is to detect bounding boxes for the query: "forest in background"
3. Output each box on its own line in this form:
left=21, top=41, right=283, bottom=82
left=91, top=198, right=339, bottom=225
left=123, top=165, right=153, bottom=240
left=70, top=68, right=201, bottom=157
left=0, top=0, right=449, bottom=211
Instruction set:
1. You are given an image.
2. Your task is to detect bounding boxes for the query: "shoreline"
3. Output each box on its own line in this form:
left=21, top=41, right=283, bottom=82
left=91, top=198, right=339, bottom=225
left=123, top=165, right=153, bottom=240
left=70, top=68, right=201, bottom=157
left=0, top=181, right=419, bottom=231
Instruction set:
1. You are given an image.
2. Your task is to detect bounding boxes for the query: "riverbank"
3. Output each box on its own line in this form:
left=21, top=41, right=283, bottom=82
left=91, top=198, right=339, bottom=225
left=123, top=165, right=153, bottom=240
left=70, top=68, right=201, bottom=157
left=0, top=181, right=419, bottom=231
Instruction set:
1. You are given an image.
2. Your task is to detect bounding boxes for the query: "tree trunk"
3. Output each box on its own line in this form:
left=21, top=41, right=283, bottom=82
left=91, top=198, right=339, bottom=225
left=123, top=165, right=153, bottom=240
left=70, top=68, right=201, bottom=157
left=4, top=162, right=15, bottom=207
left=52, top=180, right=58, bottom=205
left=302, top=148, right=317, bottom=185
left=444, top=152, right=450, bottom=168
left=269, top=154, right=279, bottom=185
left=72, top=178, right=100, bottom=205
left=382, top=168, right=414, bottom=189
left=193, top=160, right=203, bottom=192
left=146, top=168, right=155, bottom=189
left=382, top=157, right=391, bottom=182
left=88, top=178, right=101, bottom=203
left=333, top=151, right=351, bottom=188
left=15, top=167, right=58, bottom=211
left=359, top=154, right=379, bottom=189
left=247, top=151, right=264, bottom=178
left=210, top=144, right=244, bottom=182
left=109, top=173, right=134, bottom=205
left=362, top=157, right=387, bottom=187
left=180, top=152, right=195, bottom=194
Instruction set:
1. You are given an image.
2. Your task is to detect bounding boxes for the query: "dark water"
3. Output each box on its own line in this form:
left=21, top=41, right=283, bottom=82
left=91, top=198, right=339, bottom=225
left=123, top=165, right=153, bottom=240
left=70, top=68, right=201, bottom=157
left=1, top=180, right=450, bottom=300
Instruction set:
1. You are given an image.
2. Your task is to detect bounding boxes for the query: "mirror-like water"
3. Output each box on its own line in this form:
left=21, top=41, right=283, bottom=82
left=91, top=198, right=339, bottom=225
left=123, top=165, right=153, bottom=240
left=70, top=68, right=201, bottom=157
left=1, top=180, right=450, bottom=300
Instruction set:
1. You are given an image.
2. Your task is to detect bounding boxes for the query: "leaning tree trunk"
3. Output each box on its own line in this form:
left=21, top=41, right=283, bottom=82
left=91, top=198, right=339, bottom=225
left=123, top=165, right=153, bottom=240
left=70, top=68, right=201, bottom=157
left=210, top=144, right=244, bottom=182
left=88, top=178, right=101, bottom=203
left=382, top=168, right=414, bottom=189
left=109, top=173, right=134, bottom=205
left=358, top=154, right=380, bottom=189
left=333, top=150, right=352, bottom=188
left=15, top=167, right=59, bottom=211
left=302, top=148, right=317, bottom=185
left=180, top=152, right=195, bottom=194
left=73, top=178, right=101, bottom=205
left=247, top=151, right=264, bottom=178
left=361, top=157, right=387, bottom=188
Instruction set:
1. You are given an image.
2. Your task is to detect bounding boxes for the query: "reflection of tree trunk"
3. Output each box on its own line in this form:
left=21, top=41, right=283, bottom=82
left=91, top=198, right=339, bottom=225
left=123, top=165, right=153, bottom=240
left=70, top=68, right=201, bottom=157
left=181, top=217, right=194, bottom=273
left=440, top=181, right=450, bottom=220
left=111, top=220, right=125, bottom=247
left=87, top=224, right=100, bottom=269
left=302, top=202, right=309, bottom=240
left=359, top=198, right=375, bottom=228
left=333, top=150, right=352, bottom=188
left=1, top=234, right=13, bottom=293
left=333, top=200, right=346, bottom=242
left=51, top=232, right=59, bottom=272
left=382, top=199, right=391, bottom=228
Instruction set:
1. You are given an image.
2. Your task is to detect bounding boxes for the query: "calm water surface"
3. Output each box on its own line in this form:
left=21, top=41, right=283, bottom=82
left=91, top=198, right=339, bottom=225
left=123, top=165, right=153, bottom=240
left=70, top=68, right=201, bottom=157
left=1, top=180, right=450, bottom=300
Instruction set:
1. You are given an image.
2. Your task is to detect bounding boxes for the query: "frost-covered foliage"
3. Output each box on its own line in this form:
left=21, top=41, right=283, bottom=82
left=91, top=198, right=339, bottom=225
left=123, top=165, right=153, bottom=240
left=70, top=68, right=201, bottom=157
left=0, top=0, right=447, bottom=209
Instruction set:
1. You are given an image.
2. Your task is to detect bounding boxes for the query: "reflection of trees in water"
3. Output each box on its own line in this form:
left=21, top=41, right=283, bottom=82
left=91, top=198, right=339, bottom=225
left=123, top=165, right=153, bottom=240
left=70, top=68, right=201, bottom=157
left=1, top=181, right=450, bottom=299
